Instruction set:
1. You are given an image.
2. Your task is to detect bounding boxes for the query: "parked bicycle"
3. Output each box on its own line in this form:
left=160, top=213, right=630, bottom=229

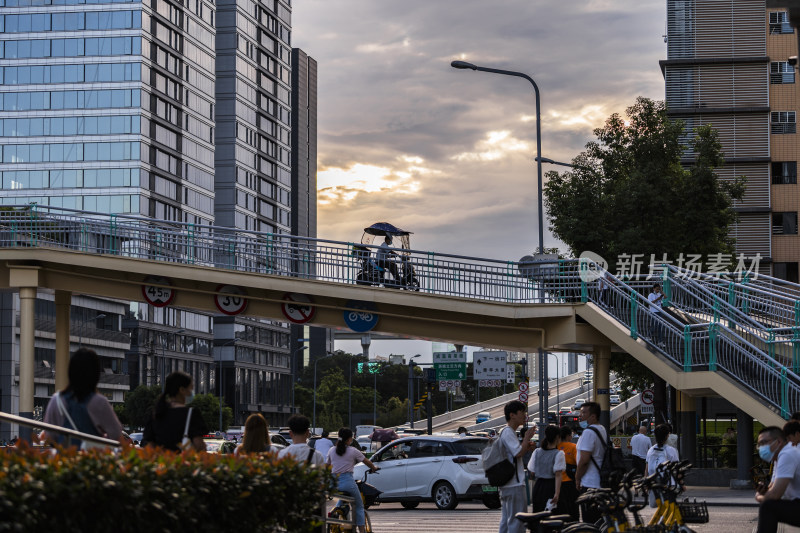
left=516, top=461, right=707, bottom=533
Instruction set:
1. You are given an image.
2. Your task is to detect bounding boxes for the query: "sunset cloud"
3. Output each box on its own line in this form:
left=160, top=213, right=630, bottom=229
left=293, top=0, right=667, bottom=258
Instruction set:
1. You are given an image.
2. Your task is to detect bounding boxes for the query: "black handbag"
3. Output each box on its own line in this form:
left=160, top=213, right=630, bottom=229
left=486, top=458, right=517, bottom=486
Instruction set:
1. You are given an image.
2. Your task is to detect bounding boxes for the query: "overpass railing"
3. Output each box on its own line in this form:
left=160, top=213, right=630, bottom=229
left=0, top=205, right=583, bottom=303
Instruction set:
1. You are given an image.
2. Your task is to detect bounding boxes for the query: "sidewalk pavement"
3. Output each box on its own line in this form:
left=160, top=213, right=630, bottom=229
left=681, top=486, right=759, bottom=507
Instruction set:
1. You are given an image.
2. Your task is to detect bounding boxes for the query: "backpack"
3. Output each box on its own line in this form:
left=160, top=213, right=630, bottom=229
left=482, top=427, right=518, bottom=487
left=587, top=426, right=626, bottom=488
left=646, top=445, right=668, bottom=477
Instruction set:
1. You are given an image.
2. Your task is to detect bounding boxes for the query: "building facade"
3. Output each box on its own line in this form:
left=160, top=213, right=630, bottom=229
left=662, top=0, right=799, bottom=279
left=0, top=0, right=316, bottom=435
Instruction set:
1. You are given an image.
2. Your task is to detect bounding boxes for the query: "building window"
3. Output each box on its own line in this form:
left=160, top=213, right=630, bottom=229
left=771, top=111, right=796, bottom=134
left=773, top=212, right=798, bottom=235
left=772, top=162, right=798, bottom=184
left=773, top=262, right=799, bottom=283
left=770, top=11, right=794, bottom=34
left=770, top=61, right=795, bottom=84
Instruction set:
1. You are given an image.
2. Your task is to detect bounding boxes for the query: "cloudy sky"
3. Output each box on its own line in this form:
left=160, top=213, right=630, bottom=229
left=292, top=1, right=667, bottom=261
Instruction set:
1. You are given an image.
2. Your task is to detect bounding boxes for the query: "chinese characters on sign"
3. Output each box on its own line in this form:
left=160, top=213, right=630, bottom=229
left=433, top=352, right=467, bottom=381
left=473, top=351, right=507, bottom=380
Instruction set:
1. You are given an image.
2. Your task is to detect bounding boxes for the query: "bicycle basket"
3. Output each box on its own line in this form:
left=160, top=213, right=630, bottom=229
left=677, top=499, right=709, bottom=524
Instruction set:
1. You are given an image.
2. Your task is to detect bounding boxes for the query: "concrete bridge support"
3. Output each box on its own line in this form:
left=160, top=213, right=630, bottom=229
left=54, top=290, right=71, bottom=391
left=595, top=345, right=611, bottom=428
left=18, top=287, right=36, bottom=441
left=733, top=408, right=754, bottom=489
left=677, top=392, right=696, bottom=464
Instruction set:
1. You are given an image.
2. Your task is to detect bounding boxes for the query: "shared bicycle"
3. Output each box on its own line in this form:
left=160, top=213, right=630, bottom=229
left=515, top=461, right=708, bottom=533
left=327, top=470, right=381, bottom=533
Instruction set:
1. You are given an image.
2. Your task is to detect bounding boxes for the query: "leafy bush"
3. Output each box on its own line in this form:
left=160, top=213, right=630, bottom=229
left=0, top=443, right=334, bottom=532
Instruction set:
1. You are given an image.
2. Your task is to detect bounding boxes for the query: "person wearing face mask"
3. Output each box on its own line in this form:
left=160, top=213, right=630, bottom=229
left=143, top=370, right=207, bottom=452
left=755, top=426, right=800, bottom=533
left=575, top=401, right=606, bottom=524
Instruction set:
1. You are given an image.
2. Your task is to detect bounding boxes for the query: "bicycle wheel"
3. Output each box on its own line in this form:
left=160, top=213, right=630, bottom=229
left=328, top=507, right=346, bottom=533
left=561, top=522, right=601, bottom=533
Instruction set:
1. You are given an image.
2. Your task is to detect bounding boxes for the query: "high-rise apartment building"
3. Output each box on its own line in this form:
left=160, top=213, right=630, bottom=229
left=662, top=0, right=799, bottom=280
left=0, top=0, right=316, bottom=434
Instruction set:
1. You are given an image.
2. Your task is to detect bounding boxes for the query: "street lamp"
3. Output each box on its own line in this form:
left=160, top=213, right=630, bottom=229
left=312, top=352, right=333, bottom=431
left=549, top=352, right=561, bottom=411
left=451, top=60, right=545, bottom=254
left=160, top=329, right=184, bottom=391
left=408, top=354, right=422, bottom=428
left=78, top=313, right=105, bottom=348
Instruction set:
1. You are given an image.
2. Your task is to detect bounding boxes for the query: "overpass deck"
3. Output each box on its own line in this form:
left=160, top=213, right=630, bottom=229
left=0, top=205, right=796, bottom=426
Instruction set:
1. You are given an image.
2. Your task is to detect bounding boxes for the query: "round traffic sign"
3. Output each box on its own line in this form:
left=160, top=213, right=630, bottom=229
left=518, top=392, right=529, bottom=403
left=142, top=276, right=175, bottom=307
left=343, top=300, right=379, bottom=332
left=281, top=293, right=316, bottom=324
left=518, top=382, right=529, bottom=393
left=641, top=389, right=655, bottom=405
left=214, top=285, right=248, bottom=315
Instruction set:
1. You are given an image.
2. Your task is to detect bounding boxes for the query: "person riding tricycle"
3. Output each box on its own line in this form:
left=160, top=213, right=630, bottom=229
left=352, top=222, right=420, bottom=291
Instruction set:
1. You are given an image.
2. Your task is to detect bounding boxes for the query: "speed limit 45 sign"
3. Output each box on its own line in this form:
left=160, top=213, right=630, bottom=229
left=214, top=285, right=248, bottom=315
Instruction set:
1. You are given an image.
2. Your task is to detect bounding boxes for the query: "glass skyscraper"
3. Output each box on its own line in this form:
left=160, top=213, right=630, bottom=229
left=0, top=0, right=318, bottom=434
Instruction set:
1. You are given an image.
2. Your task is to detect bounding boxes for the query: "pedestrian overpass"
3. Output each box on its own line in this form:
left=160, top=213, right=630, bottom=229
left=0, top=206, right=797, bottom=429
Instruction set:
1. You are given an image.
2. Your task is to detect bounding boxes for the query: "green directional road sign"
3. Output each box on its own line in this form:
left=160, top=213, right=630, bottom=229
left=433, top=351, right=467, bottom=381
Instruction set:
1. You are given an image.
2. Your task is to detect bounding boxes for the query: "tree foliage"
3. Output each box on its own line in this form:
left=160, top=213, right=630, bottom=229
left=545, top=97, right=746, bottom=419
left=544, top=97, right=745, bottom=269
left=189, top=393, right=233, bottom=432
left=121, top=385, right=161, bottom=429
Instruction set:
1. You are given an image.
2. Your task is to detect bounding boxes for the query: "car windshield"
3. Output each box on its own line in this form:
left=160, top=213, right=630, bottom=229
left=449, top=438, right=490, bottom=455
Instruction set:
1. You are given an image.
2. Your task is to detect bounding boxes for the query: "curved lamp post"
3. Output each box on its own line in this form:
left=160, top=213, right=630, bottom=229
left=451, top=60, right=544, bottom=254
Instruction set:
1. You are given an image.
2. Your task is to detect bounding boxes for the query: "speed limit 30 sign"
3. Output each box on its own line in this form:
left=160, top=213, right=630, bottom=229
left=214, top=285, right=248, bottom=315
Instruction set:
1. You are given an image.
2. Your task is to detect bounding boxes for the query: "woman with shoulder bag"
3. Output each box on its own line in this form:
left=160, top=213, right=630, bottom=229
left=42, top=348, right=124, bottom=448
left=143, top=371, right=207, bottom=452
left=527, top=425, right=566, bottom=512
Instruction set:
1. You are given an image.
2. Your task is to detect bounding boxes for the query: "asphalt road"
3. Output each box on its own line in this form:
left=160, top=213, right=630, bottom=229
left=366, top=502, right=762, bottom=533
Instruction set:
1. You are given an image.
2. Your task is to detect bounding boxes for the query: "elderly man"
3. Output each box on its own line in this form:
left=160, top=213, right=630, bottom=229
left=755, top=426, right=800, bottom=533
left=629, top=424, right=651, bottom=476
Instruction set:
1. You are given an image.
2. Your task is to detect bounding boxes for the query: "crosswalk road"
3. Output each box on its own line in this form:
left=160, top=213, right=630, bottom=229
left=367, top=503, right=501, bottom=532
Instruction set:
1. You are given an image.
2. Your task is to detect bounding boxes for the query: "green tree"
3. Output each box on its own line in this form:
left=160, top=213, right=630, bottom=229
left=544, top=97, right=745, bottom=420
left=122, top=385, right=161, bottom=429
left=189, top=393, right=233, bottom=432
left=544, top=97, right=745, bottom=268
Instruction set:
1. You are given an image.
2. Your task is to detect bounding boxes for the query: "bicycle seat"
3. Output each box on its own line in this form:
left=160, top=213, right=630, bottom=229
left=548, top=514, right=574, bottom=523
left=515, top=511, right=552, bottom=528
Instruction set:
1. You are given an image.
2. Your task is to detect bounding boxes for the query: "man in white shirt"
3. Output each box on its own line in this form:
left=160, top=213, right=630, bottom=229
left=313, top=429, right=334, bottom=459
left=648, top=284, right=665, bottom=348
left=629, top=424, right=651, bottom=476
left=575, top=401, right=606, bottom=524
left=755, top=426, right=800, bottom=533
left=497, top=400, right=537, bottom=533
left=278, top=415, right=325, bottom=466
left=376, top=235, right=400, bottom=281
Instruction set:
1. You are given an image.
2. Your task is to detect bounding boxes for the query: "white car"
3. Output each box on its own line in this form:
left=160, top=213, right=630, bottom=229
left=610, top=394, right=621, bottom=406
left=572, top=398, right=586, bottom=411
left=353, top=435, right=498, bottom=510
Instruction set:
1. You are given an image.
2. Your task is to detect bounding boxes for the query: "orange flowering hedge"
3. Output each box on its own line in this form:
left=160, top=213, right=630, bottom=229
left=0, top=443, right=334, bottom=533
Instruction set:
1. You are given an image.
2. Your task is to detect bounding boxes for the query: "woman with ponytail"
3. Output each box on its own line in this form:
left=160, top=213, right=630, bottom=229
left=326, top=428, right=378, bottom=533
left=142, top=371, right=207, bottom=451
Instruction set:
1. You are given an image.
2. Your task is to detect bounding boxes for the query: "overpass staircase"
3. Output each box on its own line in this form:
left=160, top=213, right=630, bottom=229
left=572, top=262, right=799, bottom=425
